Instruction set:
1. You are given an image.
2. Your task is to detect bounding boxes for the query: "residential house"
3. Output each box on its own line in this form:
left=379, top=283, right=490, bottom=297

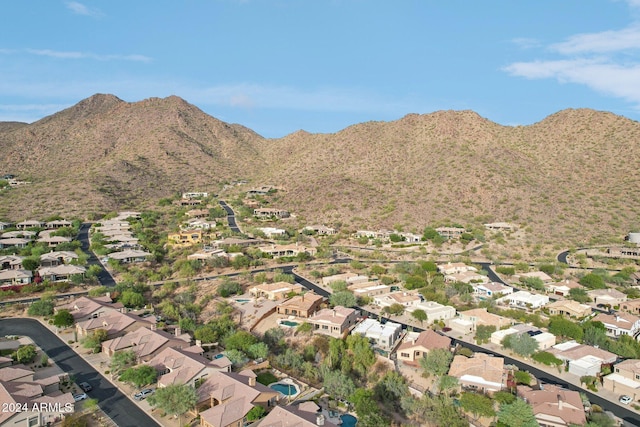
left=349, top=281, right=392, bottom=297
left=302, top=225, right=337, bottom=235
left=276, top=292, right=324, bottom=318
left=188, top=249, right=229, bottom=261
left=484, top=222, right=517, bottom=232
left=258, top=244, right=316, bottom=258
left=435, top=226, right=465, bottom=239
left=396, top=330, right=452, bottom=365
left=107, top=249, right=152, bottom=263
left=249, top=282, right=303, bottom=300
left=168, top=230, right=203, bottom=247
left=546, top=300, right=592, bottom=318
left=437, top=262, right=477, bottom=275
left=0, top=222, right=13, bottom=230
left=448, top=353, right=505, bottom=394
left=45, top=219, right=72, bottom=229
left=15, top=220, right=44, bottom=229
left=518, top=384, right=587, bottom=427
left=1, top=231, right=35, bottom=239
left=407, top=301, right=456, bottom=323
left=450, top=308, right=513, bottom=334
left=445, top=270, right=489, bottom=284
left=373, top=291, right=421, bottom=309
left=39, top=251, right=78, bottom=267
left=604, top=359, right=640, bottom=400
left=177, top=198, right=203, bottom=206
left=592, top=312, right=640, bottom=338
left=497, top=290, right=549, bottom=310
left=473, top=282, right=513, bottom=298
left=214, top=238, right=264, bottom=249
left=352, top=319, right=402, bottom=350
left=149, top=347, right=231, bottom=388
left=182, top=192, right=209, bottom=199
left=36, top=235, right=72, bottom=247
left=186, top=209, right=210, bottom=219
left=588, top=288, right=627, bottom=307
left=0, top=255, right=23, bottom=270
left=257, top=227, right=286, bottom=238
left=0, top=371, right=75, bottom=427
left=549, top=341, right=617, bottom=377
left=0, top=270, right=32, bottom=288
left=198, top=370, right=281, bottom=427
left=545, top=280, right=583, bottom=297
left=490, top=325, right=556, bottom=350
left=182, top=219, right=217, bottom=230
left=0, top=238, right=30, bottom=249
left=246, top=186, right=274, bottom=197
left=76, top=311, right=154, bottom=340
left=37, top=264, right=86, bottom=282
left=253, top=208, right=290, bottom=219
left=101, top=326, right=191, bottom=360
left=621, top=299, right=640, bottom=316
left=255, top=404, right=338, bottom=427
left=57, top=296, right=124, bottom=322
left=307, top=306, right=359, bottom=338
left=516, top=271, right=554, bottom=284
left=355, top=230, right=392, bottom=240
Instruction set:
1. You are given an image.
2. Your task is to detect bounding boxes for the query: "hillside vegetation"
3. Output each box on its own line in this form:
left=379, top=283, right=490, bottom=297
left=1, top=94, right=639, bottom=248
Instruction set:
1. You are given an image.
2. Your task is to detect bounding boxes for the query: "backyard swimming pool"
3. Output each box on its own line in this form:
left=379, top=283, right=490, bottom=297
left=340, top=414, right=358, bottom=427
left=269, top=381, right=300, bottom=396
left=279, top=320, right=299, bottom=327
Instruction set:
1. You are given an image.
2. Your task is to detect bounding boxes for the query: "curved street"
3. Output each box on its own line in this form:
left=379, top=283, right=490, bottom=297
left=0, top=318, right=160, bottom=427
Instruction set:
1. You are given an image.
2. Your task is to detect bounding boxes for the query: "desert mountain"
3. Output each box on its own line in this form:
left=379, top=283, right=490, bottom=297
left=1, top=94, right=640, bottom=247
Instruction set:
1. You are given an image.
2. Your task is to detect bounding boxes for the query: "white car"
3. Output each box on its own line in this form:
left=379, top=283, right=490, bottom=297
left=73, top=393, right=88, bottom=402
left=620, top=395, right=632, bottom=404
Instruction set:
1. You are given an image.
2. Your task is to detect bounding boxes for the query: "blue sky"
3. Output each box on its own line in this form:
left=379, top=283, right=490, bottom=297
left=2, top=0, right=640, bottom=137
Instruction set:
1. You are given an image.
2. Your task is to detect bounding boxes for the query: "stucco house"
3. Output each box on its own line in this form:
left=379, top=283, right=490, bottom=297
left=149, top=346, right=232, bottom=388
left=276, top=292, right=324, bottom=318
left=448, top=353, right=505, bottom=394
left=518, top=384, right=587, bottom=427
left=396, top=330, right=452, bottom=365
left=546, top=300, right=592, bottom=318
left=588, top=288, right=628, bottom=306
left=249, top=282, right=303, bottom=300
left=592, top=312, right=640, bottom=337
left=352, top=319, right=402, bottom=350
left=307, top=306, right=359, bottom=338
left=497, top=290, right=549, bottom=310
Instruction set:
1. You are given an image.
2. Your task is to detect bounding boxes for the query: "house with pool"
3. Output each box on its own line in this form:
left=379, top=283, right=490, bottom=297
left=255, top=404, right=339, bottom=427
left=352, top=318, right=403, bottom=351
left=276, top=292, right=324, bottom=318
left=197, top=370, right=280, bottom=427
left=307, top=306, right=359, bottom=338
left=249, top=282, right=304, bottom=301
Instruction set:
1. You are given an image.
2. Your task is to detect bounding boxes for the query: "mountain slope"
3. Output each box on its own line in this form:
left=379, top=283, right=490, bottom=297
left=1, top=95, right=639, bottom=247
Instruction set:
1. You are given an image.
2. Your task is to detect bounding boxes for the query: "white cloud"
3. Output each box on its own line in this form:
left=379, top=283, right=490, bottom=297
left=26, top=49, right=152, bottom=62
left=65, top=1, right=102, bottom=17
left=551, top=25, right=640, bottom=54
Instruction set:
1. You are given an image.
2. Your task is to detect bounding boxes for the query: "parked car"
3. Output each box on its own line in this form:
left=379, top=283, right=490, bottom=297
left=73, top=393, right=88, bottom=402
left=620, top=395, right=632, bottom=405
left=78, top=382, right=92, bottom=392
left=134, top=388, right=155, bottom=401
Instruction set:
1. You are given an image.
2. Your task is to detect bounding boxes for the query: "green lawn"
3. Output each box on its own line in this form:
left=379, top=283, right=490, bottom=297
left=256, top=371, right=278, bottom=386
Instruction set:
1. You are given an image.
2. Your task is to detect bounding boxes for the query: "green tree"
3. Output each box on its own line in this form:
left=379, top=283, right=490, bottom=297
left=247, top=342, right=269, bottom=360
left=420, top=348, right=454, bottom=377
left=460, top=392, right=495, bottom=421
left=583, top=323, right=609, bottom=348
left=120, top=291, right=146, bottom=309
left=474, top=325, right=496, bottom=344
left=27, top=299, right=54, bottom=316
left=579, top=273, right=606, bottom=289
left=321, top=367, right=355, bottom=400
left=82, top=329, right=108, bottom=353
left=110, top=350, right=137, bottom=376
left=383, top=303, right=405, bottom=316
left=246, top=406, right=266, bottom=421
left=520, top=277, right=545, bottom=291
left=410, top=309, right=427, bottom=325
left=548, top=316, right=584, bottom=341
left=21, top=257, right=39, bottom=271
left=502, top=333, right=539, bottom=357
left=568, top=287, right=591, bottom=303
left=15, top=345, right=37, bottom=363
left=223, top=330, right=257, bottom=352
left=494, top=390, right=516, bottom=405
left=346, top=334, right=375, bottom=377
left=147, top=383, right=197, bottom=423
left=514, top=370, right=532, bottom=385
left=119, top=365, right=158, bottom=388
left=437, top=375, right=459, bottom=396
left=497, top=398, right=538, bottom=427
left=330, top=291, right=357, bottom=308
left=53, top=309, right=75, bottom=328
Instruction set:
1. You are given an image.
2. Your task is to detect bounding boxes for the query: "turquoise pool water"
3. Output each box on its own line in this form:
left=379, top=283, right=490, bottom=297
left=270, top=383, right=298, bottom=395
left=235, top=299, right=250, bottom=303
left=280, top=320, right=299, bottom=327
left=340, top=414, right=358, bottom=427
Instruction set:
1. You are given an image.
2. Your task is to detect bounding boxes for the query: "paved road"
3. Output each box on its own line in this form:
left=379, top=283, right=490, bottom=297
left=78, top=223, right=116, bottom=287
left=0, top=318, right=160, bottom=427
left=219, top=201, right=241, bottom=233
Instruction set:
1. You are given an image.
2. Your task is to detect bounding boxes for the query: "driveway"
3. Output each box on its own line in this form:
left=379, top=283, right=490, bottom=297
left=0, top=318, right=160, bottom=427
